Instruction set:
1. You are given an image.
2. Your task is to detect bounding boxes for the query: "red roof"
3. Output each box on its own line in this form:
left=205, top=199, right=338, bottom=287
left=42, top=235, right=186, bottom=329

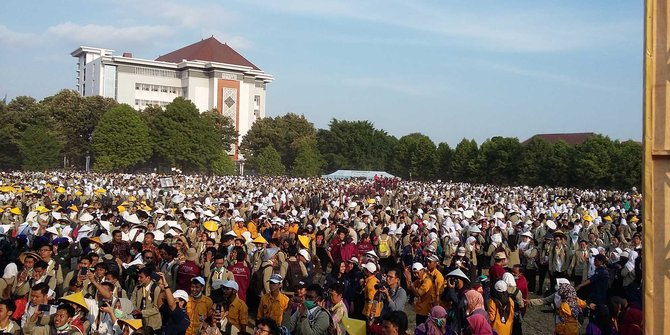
left=522, top=132, right=595, bottom=146
left=156, top=37, right=260, bottom=70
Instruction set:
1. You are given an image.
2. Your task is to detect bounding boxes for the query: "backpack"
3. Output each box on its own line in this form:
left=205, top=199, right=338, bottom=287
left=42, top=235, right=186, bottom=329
left=312, top=307, right=337, bottom=335
left=283, top=260, right=305, bottom=292
left=251, top=264, right=272, bottom=295
left=378, top=236, right=391, bottom=258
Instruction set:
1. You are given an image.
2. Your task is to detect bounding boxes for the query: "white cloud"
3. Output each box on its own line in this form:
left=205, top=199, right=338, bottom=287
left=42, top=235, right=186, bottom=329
left=485, top=63, right=613, bottom=91
left=47, top=22, right=174, bottom=48
left=0, top=25, right=40, bottom=48
left=342, top=76, right=441, bottom=97
left=251, top=0, right=639, bottom=53
left=112, top=0, right=236, bottom=29
left=207, top=30, right=254, bottom=50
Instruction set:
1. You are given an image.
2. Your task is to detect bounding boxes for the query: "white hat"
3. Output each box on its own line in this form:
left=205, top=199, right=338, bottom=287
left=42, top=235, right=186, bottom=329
left=365, top=250, right=378, bottom=260
left=191, top=276, right=205, bottom=286
left=446, top=268, right=470, bottom=282
left=221, top=280, right=239, bottom=291
left=494, top=280, right=508, bottom=293
left=363, top=262, right=377, bottom=273
left=79, top=213, right=94, bottom=222
left=212, top=279, right=226, bottom=290
left=521, top=232, right=533, bottom=238
left=298, top=249, right=311, bottom=261
left=546, top=220, right=557, bottom=230
left=348, top=257, right=359, bottom=264
left=173, top=290, right=189, bottom=302
left=555, top=278, right=570, bottom=291
left=126, top=214, right=141, bottom=225
left=411, top=262, right=425, bottom=271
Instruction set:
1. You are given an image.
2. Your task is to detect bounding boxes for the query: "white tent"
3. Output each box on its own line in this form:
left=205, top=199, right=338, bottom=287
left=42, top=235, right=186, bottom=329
left=321, top=170, right=396, bottom=180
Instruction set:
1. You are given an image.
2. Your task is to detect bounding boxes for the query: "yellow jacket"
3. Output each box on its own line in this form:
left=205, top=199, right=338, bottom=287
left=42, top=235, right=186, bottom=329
left=413, top=274, right=434, bottom=316
left=362, top=275, right=382, bottom=318
left=186, top=295, right=213, bottom=335
left=258, top=292, right=289, bottom=326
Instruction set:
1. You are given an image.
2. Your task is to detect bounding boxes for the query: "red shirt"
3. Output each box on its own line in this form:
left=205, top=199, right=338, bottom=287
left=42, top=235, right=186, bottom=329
left=329, top=237, right=343, bottom=262
left=357, top=242, right=374, bottom=258
left=489, top=263, right=506, bottom=284
left=515, top=274, right=529, bottom=300
left=228, top=261, right=251, bottom=302
left=340, top=243, right=357, bottom=262
left=176, top=260, right=201, bottom=291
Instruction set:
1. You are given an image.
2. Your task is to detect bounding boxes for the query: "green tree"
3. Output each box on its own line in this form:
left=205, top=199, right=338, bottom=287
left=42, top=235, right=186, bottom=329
left=17, top=124, right=63, bottom=170
left=92, top=104, right=152, bottom=172
left=202, top=109, right=238, bottom=149
left=151, top=97, right=219, bottom=171
left=41, top=90, right=117, bottom=168
left=251, top=145, right=285, bottom=176
left=240, top=113, right=317, bottom=170
left=392, top=133, right=438, bottom=180
left=451, top=139, right=479, bottom=182
left=546, top=140, right=574, bottom=187
left=476, top=137, right=522, bottom=184
left=518, top=137, right=553, bottom=186
left=317, top=119, right=397, bottom=172
left=292, top=141, right=325, bottom=177
left=211, top=150, right=237, bottom=176
left=574, top=135, right=616, bottom=188
left=611, top=140, right=642, bottom=189
left=436, top=142, right=454, bottom=181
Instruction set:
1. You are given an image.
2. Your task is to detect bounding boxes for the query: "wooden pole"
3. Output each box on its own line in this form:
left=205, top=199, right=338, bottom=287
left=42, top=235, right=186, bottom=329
left=644, top=0, right=670, bottom=333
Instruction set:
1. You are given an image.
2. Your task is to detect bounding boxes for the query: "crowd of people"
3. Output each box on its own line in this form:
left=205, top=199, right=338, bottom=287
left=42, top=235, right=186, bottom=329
left=0, top=171, right=644, bottom=335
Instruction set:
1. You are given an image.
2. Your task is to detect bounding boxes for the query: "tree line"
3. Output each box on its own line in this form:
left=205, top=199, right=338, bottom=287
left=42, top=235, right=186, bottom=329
left=0, top=90, right=237, bottom=175
left=0, top=92, right=641, bottom=189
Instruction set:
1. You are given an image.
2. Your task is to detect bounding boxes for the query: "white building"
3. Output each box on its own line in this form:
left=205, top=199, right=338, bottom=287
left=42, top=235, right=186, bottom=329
left=71, top=37, right=273, bottom=160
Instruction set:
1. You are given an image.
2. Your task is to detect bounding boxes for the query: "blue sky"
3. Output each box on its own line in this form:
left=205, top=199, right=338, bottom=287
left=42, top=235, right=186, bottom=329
left=0, top=0, right=643, bottom=146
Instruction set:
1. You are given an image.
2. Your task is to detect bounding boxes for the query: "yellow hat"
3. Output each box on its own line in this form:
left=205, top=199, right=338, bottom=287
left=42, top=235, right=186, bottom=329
left=69, top=205, right=78, bottom=212
left=9, top=207, right=21, bottom=216
left=367, top=198, right=375, bottom=204
left=118, top=319, right=142, bottom=331
left=89, top=237, right=103, bottom=246
left=95, top=188, right=106, bottom=195
left=75, top=190, right=82, bottom=196
left=143, top=205, right=152, bottom=212
left=128, top=195, right=137, bottom=202
left=298, top=235, right=311, bottom=249
left=36, top=206, right=49, bottom=214
left=56, top=187, right=65, bottom=194
left=117, top=205, right=126, bottom=213
left=583, top=215, right=593, bottom=222
left=252, top=235, right=267, bottom=244
left=203, top=221, right=218, bottom=232
left=604, top=216, right=612, bottom=222
left=630, top=216, right=639, bottom=223
left=59, top=291, right=89, bottom=311
left=121, top=201, right=129, bottom=206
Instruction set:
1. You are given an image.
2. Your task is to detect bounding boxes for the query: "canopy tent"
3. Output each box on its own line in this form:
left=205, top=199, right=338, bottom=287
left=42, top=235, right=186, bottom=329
left=321, top=170, right=396, bottom=180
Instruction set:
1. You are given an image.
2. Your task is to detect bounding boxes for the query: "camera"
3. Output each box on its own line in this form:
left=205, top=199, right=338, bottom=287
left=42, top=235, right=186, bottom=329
left=38, top=304, right=51, bottom=312
left=150, top=272, right=160, bottom=282
left=374, top=283, right=388, bottom=291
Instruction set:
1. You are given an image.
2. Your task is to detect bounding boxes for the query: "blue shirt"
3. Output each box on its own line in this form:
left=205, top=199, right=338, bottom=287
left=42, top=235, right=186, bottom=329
left=588, top=266, right=609, bottom=305
left=160, top=303, right=190, bottom=335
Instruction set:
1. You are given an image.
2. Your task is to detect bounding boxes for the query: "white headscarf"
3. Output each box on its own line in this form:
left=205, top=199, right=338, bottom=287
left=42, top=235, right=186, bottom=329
left=2, top=263, right=17, bottom=279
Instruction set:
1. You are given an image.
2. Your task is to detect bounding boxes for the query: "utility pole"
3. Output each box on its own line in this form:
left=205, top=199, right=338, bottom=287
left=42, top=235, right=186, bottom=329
left=643, top=0, right=670, bottom=332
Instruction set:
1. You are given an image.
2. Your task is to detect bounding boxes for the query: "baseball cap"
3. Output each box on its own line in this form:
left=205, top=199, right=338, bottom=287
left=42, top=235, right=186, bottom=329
left=173, top=290, right=189, bottom=302
left=457, top=247, right=466, bottom=256
left=191, top=276, right=205, bottom=286
left=412, top=262, right=425, bottom=271
left=494, top=280, right=508, bottom=293
left=427, top=255, right=439, bottom=263
left=494, top=252, right=507, bottom=260
left=211, top=279, right=226, bottom=290
left=222, top=280, right=239, bottom=291
left=348, top=257, right=359, bottom=264
left=269, top=274, right=283, bottom=284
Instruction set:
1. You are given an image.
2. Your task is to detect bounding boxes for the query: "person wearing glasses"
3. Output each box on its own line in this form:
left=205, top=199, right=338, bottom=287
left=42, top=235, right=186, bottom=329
left=284, top=284, right=331, bottom=335
left=253, top=317, right=280, bottom=335
left=379, top=268, right=407, bottom=315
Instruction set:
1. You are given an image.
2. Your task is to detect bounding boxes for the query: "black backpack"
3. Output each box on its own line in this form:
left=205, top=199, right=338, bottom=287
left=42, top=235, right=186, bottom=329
left=251, top=264, right=272, bottom=295
left=283, top=260, right=305, bottom=292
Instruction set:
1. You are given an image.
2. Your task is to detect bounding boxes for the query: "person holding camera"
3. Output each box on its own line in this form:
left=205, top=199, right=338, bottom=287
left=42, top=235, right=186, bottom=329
left=379, top=268, right=407, bottom=316
left=156, top=272, right=190, bottom=335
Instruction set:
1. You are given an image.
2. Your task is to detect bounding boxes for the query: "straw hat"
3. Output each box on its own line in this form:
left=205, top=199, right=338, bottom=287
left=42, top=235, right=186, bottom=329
left=59, top=291, right=89, bottom=311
